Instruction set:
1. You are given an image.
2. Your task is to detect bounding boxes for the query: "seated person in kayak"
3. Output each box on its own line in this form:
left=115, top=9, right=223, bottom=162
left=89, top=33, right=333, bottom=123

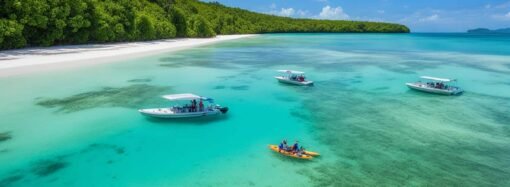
left=292, top=141, right=300, bottom=153
left=299, top=146, right=305, bottom=154
left=278, top=140, right=289, bottom=152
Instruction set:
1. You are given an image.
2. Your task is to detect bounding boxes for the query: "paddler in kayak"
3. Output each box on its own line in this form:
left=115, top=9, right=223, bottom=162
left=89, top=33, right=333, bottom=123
left=291, top=141, right=300, bottom=153
left=299, top=146, right=306, bottom=154
left=278, top=139, right=289, bottom=152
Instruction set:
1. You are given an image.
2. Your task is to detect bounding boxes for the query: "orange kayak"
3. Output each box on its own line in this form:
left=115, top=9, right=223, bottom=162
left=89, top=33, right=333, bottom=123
left=269, top=144, right=320, bottom=156
left=303, top=150, right=320, bottom=156
left=268, top=145, right=313, bottom=160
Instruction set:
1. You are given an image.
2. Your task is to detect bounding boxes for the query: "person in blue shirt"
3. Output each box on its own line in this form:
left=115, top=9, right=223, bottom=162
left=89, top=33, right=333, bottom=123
left=278, top=142, right=284, bottom=152
left=292, top=141, right=299, bottom=153
left=278, top=139, right=289, bottom=152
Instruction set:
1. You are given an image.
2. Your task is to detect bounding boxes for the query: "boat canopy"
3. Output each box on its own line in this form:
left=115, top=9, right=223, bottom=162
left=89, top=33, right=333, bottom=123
left=162, top=93, right=205, bottom=101
left=420, top=76, right=455, bottom=82
left=278, top=70, right=305, bottom=74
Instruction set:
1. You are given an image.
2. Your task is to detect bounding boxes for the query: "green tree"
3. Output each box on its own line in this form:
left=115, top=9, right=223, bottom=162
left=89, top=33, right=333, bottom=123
left=136, top=15, right=156, bottom=40
left=0, top=19, right=26, bottom=49
left=170, top=7, right=187, bottom=37
left=0, top=0, right=410, bottom=50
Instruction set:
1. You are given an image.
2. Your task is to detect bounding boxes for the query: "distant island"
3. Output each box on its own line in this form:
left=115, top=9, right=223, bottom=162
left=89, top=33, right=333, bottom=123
left=0, top=0, right=409, bottom=50
left=467, top=28, right=510, bottom=34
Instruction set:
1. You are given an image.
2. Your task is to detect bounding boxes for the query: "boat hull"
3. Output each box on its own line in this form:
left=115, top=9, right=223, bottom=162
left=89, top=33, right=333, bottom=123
left=275, top=76, right=313, bottom=86
left=138, top=108, right=221, bottom=118
left=406, top=83, right=463, bottom=95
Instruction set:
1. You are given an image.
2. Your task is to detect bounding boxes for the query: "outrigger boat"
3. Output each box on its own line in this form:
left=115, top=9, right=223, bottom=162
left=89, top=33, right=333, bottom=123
left=138, top=93, right=228, bottom=118
left=406, top=76, right=463, bottom=95
left=275, top=70, right=313, bottom=86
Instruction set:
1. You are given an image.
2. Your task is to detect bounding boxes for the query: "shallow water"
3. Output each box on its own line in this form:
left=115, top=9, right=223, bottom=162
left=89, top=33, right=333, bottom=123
left=1, top=33, right=510, bottom=186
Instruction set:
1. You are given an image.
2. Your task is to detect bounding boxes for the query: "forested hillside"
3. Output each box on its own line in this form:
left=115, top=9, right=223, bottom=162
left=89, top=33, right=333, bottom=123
left=0, top=0, right=410, bottom=50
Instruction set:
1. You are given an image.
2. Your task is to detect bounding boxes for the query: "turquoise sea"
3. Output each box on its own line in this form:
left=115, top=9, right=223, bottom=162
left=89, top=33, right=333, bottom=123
left=1, top=33, right=510, bottom=186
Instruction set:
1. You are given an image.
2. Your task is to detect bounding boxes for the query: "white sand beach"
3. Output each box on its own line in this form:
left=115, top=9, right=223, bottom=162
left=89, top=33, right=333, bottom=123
left=0, top=34, right=255, bottom=77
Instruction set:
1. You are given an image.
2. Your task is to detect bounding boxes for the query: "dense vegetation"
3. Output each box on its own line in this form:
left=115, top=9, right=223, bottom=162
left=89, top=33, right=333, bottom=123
left=467, top=28, right=510, bottom=34
left=0, top=0, right=409, bottom=50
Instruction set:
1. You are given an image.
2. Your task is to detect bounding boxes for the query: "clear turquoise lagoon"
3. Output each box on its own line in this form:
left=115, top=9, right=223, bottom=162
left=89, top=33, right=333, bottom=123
left=1, top=33, right=510, bottom=186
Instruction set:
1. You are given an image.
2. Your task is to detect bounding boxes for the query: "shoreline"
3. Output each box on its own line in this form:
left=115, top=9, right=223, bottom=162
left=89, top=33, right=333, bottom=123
left=0, top=35, right=256, bottom=77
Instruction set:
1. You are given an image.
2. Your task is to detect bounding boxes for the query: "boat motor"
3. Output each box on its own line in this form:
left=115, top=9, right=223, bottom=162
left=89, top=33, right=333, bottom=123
left=218, top=106, right=229, bottom=114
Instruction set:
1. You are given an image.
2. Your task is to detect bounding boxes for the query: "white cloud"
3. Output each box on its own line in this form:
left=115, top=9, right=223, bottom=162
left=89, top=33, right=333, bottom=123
left=296, top=10, right=309, bottom=17
left=272, top=8, right=295, bottom=17
left=485, top=4, right=491, bottom=9
left=491, top=12, right=510, bottom=20
left=377, top=10, right=385, bottom=14
left=270, top=3, right=277, bottom=9
left=268, top=6, right=309, bottom=18
left=495, top=1, right=510, bottom=8
left=419, top=14, right=439, bottom=22
left=317, top=6, right=350, bottom=20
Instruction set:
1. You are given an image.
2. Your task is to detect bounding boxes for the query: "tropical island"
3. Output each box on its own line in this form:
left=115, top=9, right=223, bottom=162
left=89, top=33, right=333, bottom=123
left=467, top=27, right=510, bottom=34
left=0, top=0, right=409, bottom=50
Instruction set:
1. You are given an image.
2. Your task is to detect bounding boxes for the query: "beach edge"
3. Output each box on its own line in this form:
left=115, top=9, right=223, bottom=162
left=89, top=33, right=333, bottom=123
left=0, top=34, right=257, bottom=77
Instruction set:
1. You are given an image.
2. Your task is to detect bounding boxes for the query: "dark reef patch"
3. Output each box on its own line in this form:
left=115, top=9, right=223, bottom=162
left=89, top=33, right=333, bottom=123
left=0, top=174, right=24, bottom=186
left=290, top=110, right=312, bottom=122
left=274, top=95, right=298, bottom=103
left=297, top=83, right=510, bottom=186
left=217, top=75, right=237, bottom=80
left=35, top=84, right=171, bottom=113
left=86, top=143, right=126, bottom=155
left=230, top=85, right=249, bottom=91
left=127, top=78, right=151, bottom=83
left=373, top=86, right=389, bottom=90
left=31, top=159, right=68, bottom=177
left=159, top=58, right=235, bottom=69
left=0, top=132, right=12, bottom=142
left=350, top=80, right=362, bottom=84
left=247, top=181, right=256, bottom=186
left=213, top=85, right=226, bottom=90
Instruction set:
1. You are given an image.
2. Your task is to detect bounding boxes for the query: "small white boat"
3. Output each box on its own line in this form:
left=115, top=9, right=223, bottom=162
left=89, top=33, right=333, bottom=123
left=138, top=93, right=228, bottom=118
left=406, top=76, right=463, bottom=95
left=275, top=70, right=313, bottom=86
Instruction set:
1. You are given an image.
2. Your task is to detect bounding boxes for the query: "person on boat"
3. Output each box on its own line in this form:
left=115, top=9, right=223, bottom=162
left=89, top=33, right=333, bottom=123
left=191, top=100, right=196, bottom=112
left=282, top=140, right=289, bottom=151
left=296, top=150, right=303, bottom=157
left=278, top=141, right=285, bottom=152
left=199, top=100, right=204, bottom=112
left=291, top=75, right=297, bottom=81
left=292, top=141, right=299, bottom=152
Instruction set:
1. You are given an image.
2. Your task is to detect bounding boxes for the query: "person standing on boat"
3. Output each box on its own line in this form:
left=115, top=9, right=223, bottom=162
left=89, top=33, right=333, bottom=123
left=191, top=100, right=196, bottom=112
left=199, top=99, right=204, bottom=112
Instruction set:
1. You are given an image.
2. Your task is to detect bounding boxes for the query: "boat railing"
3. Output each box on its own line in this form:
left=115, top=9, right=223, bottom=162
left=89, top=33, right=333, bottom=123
left=170, top=105, right=215, bottom=113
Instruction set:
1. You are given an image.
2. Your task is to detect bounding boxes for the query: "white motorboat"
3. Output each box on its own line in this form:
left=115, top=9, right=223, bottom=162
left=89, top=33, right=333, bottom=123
left=406, top=76, right=463, bottom=95
left=275, top=70, right=314, bottom=86
left=138, top=93, right=228, bottom=118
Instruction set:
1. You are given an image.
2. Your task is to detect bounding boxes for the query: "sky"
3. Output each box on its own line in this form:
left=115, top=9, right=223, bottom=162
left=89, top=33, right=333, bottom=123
left=201, top=0, right=510, bottom=32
